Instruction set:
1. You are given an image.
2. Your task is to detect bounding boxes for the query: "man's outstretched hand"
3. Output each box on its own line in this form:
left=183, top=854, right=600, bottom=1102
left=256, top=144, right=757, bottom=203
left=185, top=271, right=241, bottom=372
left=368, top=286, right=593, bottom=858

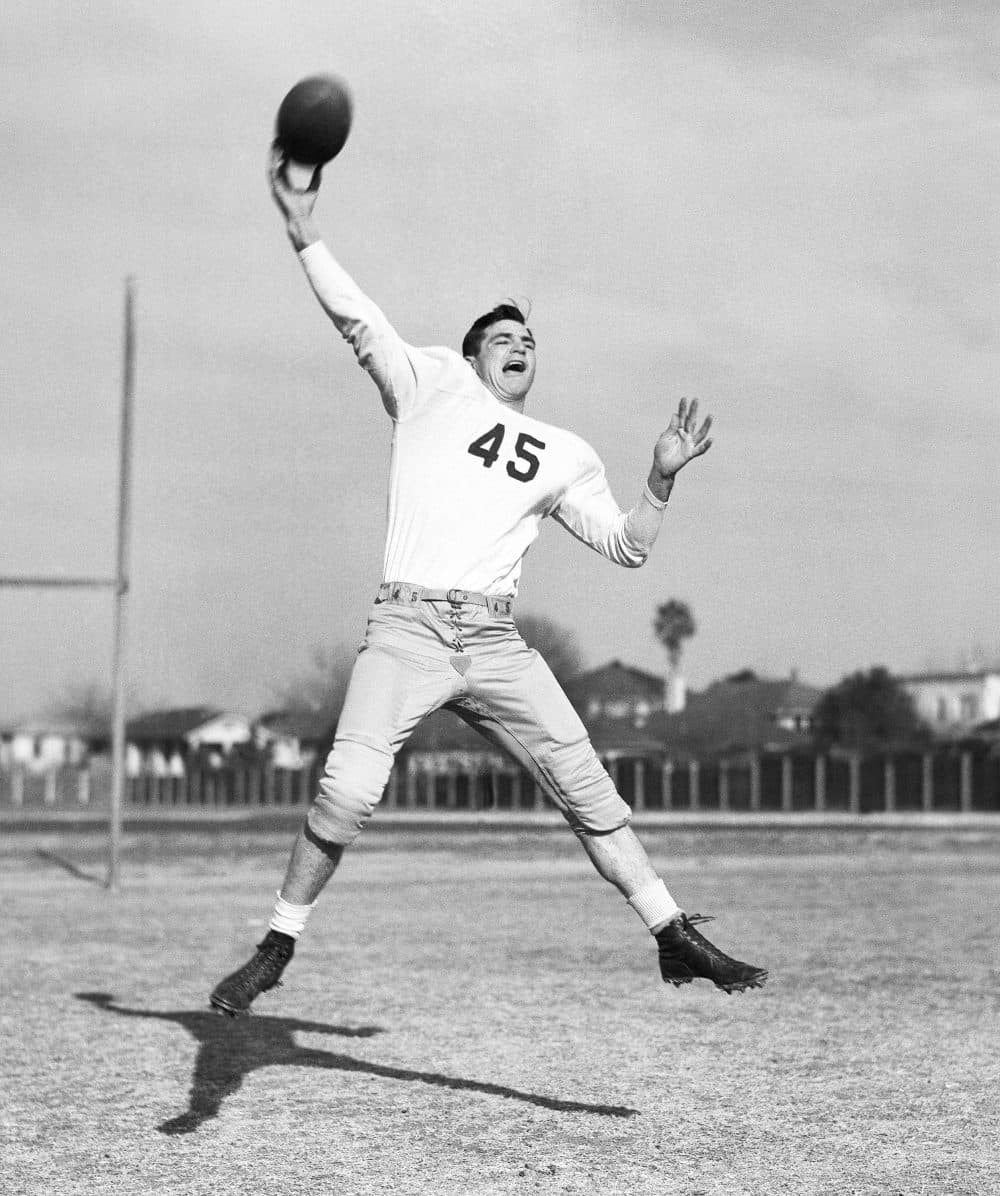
left=653, top=397, right=713, bottom=477
left=647, top=398, right=713, bottom=502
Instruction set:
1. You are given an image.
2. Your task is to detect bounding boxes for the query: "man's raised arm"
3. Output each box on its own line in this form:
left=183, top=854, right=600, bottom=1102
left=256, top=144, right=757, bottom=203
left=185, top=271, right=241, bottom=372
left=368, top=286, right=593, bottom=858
left=268, top=146, right=420, bottom=420
left=553, top=397, right=713, bottom=566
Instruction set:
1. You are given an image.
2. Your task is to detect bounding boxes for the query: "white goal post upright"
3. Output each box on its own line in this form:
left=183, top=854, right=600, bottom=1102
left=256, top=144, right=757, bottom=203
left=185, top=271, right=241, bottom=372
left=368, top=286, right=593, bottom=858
left=108, top=276, right=136, bottom=891
left=0, top=276, right=136, bottom=890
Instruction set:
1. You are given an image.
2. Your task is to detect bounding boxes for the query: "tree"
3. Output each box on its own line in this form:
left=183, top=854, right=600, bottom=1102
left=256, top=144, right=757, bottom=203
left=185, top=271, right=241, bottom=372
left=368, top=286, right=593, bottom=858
left=811, top=667, right=929, bottom=750
left=516, top=613, right=584, bottom=686
left=267, top=642, right=358, bottom=722
left=653, top=599, right=696, bottom=671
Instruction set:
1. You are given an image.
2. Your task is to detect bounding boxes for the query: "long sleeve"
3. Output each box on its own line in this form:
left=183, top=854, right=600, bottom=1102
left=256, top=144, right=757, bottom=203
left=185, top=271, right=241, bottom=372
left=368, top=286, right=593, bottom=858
left=298, top=241, right=424, bottom=420
left=552, top=457, right=667, bottom=567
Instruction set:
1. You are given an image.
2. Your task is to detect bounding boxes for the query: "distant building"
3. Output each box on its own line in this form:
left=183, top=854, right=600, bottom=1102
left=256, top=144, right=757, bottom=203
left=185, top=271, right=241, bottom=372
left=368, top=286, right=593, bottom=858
left=125, top=706, right=252, bottom=775
left=563, top=659, right=669, bottom=726
left=253, top=709, right=335, bottom=770
left=562, top=661, right=821, bottom=758
left=0, top=718, right=109, bottom=773
left=658, top=671, right=823, bottom=758
left=897, top=671, right=1000, bottom=735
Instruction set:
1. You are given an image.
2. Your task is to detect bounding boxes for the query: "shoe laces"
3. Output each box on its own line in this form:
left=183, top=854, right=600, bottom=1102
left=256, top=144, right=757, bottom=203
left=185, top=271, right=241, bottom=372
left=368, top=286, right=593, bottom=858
left=675, top=914, right=742, bottom=966
left=233, top=936, right=292, bottom=987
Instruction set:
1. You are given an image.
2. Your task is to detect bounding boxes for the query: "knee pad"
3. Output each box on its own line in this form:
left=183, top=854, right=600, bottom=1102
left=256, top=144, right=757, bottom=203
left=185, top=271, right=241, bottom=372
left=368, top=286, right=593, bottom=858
left=308, top=736, right=394, bottom=846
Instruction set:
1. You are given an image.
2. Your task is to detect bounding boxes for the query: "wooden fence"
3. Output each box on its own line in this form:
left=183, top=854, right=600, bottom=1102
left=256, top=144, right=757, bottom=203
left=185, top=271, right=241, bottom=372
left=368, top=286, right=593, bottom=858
left=2, top=747, right=1000, bottom=816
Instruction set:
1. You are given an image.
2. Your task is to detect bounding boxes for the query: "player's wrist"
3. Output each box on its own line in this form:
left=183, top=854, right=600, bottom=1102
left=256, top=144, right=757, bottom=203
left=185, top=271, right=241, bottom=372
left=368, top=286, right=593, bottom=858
left=286, top=215, right=321, bottom=253
left=645, top=468, right=675, bottom=505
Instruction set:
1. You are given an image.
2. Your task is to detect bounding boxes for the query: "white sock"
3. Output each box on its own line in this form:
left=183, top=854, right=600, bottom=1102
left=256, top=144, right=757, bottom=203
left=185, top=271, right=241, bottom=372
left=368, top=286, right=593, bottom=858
left=268, top=891, right=317, bottom=940
left=627, top=878, right=681, bottom=934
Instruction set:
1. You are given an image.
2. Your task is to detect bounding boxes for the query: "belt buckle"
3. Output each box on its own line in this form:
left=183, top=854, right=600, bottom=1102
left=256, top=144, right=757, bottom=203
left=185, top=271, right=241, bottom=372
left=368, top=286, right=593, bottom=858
left=447, top=588, right=468, bottom=605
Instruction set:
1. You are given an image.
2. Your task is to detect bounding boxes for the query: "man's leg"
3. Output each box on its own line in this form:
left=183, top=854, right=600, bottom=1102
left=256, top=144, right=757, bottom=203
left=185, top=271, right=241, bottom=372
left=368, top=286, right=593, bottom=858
left=575, top=823, right=662, bottom=914
left=276, top=822, right=345, bottom=906
left=464, top=635, right=767, bottom=993
left=459, top=639, right=670, bottom=902
left=456, top=698, right=683, bottom=927
left=577, top=820, right=767, bottom=991
left=210, top=606, right=459, bottom=1015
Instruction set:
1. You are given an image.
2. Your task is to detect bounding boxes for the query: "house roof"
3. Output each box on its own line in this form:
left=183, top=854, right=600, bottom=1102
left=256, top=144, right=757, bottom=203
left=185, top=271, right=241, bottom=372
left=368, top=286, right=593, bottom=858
left=563, top=659, right=663, bottom=704
left=256, top=709, right=335, bottom=742
left=772, top=679, right=824, bottom=714
left=658, top=675, right=823, bottom=755
left=126, top=706, right=223, bottom=741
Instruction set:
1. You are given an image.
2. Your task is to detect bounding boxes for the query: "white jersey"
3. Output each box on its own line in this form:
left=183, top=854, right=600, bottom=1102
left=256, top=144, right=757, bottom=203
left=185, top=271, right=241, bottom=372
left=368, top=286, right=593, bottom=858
left=299, top=242, right=666, bottom=596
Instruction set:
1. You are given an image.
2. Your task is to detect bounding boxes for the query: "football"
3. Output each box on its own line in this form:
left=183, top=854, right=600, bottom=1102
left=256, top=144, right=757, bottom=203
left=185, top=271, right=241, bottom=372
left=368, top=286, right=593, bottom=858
left=275, top=74, right=353, bottom=165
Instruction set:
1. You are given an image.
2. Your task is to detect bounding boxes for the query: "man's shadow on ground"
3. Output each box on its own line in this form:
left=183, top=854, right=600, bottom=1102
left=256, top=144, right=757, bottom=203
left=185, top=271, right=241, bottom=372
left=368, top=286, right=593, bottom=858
left=76, top=993, right=638, bottom=1134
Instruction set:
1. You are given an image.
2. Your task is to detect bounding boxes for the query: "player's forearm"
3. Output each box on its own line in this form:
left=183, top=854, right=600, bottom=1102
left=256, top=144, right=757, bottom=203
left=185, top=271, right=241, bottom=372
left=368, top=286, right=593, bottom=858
left=616, top=484, right=669, bottom=565
left=598, top=479, right=672, bottom=568
left=558, top=485, right=667, bottom=567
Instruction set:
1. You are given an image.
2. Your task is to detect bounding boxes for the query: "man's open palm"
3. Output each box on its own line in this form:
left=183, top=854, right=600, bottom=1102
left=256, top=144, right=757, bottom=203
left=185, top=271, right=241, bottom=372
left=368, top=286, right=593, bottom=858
left=653, top=397, right=713, bottom=478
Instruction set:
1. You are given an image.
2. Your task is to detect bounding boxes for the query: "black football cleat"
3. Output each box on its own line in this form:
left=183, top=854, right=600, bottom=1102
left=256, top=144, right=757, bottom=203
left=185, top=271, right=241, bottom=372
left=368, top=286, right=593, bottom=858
left=210, top=930, right=295, bottom=1017
left=655, top=914, right=767, bottom=994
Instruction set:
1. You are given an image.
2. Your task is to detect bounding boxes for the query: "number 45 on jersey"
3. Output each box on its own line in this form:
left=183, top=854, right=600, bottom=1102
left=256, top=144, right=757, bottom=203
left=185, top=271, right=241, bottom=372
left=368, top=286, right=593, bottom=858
left=468, top=422, right=546, bottom=483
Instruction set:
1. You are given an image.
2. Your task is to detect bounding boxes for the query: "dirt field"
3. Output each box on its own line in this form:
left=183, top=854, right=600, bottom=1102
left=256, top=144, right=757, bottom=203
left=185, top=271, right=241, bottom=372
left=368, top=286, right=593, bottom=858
left=3, top=823, right=998, bottom=1195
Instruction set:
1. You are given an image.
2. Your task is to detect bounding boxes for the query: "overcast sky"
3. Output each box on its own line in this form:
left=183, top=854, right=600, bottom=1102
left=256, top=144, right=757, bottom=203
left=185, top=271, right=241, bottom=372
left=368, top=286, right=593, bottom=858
left=2, top=1, right=997, bottom=722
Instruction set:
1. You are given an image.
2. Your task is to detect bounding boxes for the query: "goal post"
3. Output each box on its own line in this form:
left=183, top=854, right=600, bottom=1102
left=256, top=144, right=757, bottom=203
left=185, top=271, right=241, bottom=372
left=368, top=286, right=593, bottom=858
left=0, top=276, right=136, bottom=890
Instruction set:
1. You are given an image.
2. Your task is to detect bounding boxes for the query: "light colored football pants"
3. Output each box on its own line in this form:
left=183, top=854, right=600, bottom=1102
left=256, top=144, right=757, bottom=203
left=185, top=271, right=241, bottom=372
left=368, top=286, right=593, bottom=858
left=307, top=596, right=632, bottom=845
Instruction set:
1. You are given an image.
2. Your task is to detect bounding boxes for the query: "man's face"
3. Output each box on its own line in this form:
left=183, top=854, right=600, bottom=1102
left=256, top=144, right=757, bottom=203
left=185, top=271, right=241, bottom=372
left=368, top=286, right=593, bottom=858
left=466, top=319, right=537, bottom=404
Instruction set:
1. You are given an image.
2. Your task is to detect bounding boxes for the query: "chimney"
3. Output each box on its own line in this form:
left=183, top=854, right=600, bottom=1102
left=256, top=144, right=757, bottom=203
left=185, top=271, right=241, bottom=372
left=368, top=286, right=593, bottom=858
left=665, top=672, right=686, bottom=713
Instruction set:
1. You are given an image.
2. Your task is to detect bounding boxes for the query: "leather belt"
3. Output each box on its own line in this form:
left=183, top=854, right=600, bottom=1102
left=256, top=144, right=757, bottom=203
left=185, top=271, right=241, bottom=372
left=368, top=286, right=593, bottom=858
left=377, top=581, right=514, bottom=618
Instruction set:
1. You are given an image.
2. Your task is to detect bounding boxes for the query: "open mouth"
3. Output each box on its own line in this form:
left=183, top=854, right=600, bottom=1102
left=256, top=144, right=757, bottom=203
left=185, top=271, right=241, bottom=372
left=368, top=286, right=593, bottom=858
left=503, top=360, right=527, bottom=374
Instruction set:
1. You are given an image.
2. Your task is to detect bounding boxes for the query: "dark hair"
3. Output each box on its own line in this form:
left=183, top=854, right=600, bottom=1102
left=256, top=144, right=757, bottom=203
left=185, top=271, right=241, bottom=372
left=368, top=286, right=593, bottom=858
left=461, top=302, right=529, bottom=359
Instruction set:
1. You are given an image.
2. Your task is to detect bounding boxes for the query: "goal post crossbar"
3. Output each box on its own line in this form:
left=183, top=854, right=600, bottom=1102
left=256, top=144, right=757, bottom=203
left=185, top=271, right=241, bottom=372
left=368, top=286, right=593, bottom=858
left=0, top=577, right=119, bottom=589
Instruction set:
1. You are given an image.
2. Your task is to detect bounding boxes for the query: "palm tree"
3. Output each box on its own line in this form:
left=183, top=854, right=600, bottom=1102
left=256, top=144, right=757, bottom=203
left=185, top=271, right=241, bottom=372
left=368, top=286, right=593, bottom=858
left=654, top=600, right=696, bottom=671
left=653, top=600, right=696, bottom=712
